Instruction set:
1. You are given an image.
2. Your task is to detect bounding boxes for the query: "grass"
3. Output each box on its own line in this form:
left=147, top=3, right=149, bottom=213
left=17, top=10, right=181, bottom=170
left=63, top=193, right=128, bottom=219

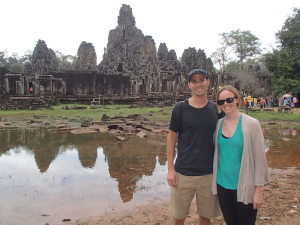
left=0, top=104, right=173, bottom=123
left=0, top=104, right=299, bottom=128
left=248, top=110, right=300, bottom=122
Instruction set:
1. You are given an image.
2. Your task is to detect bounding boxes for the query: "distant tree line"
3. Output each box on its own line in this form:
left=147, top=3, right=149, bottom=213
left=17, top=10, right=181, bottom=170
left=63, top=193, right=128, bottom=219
left=211, top=7, right=300, bottom=98
left=0, top=50, right=76, bottom=73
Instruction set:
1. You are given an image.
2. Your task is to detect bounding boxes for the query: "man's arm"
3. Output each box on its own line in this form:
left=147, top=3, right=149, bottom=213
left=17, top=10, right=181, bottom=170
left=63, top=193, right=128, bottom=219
left=166, top=129, right=178, bottom=187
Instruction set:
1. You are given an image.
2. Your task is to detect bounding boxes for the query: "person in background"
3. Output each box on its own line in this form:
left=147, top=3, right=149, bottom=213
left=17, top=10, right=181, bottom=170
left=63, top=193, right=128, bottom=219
left=260, top=97, right=265, bottom=109
left=278, top=96, right=283, bottom=107
left=29, top=87, right=33, bottom=95
left=291, top=96, right=298, bottom=108
left=253, top=97, right=257, bottom=107
left=243, top=97, right=249, bottom=114
left=283, top=97, right=289, bottom=106
left=212, top=85, right=269, bottom=225
left=167, top=69, right=221, bottom=225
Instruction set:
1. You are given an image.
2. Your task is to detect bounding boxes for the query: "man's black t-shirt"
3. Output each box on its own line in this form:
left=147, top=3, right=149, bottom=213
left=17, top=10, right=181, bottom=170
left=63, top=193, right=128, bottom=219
left=169, top=99, right=219, bottom=176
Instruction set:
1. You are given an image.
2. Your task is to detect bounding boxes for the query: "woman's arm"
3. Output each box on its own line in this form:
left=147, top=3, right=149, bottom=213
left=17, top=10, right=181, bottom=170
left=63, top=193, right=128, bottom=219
left=252, top=121, right=269, bottom=207
left=252, top=121, right=269, bottom=186
left=253, top=186, right=264, bottom=209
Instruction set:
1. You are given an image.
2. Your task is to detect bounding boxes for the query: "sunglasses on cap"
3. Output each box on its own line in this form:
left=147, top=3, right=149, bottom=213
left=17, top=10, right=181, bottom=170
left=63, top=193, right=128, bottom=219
left=217, top=97, right=237, bottom=105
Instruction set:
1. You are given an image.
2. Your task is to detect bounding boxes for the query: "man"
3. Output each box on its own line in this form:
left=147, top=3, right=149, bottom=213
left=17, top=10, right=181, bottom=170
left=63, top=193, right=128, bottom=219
left=167, top=69, right=221, bottom=225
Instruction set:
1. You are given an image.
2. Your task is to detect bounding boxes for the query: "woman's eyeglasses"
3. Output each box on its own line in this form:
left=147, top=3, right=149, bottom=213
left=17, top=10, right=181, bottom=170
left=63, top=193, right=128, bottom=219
left=217, top=97, right=237, bottom=105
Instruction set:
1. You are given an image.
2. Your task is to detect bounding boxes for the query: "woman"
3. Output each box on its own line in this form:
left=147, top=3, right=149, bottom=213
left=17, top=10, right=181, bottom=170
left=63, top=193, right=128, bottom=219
left=212, top=85, right=269, bottom=225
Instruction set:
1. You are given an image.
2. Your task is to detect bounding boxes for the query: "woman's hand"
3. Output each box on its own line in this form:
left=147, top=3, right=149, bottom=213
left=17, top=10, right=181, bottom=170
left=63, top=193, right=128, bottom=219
left=253, top=186, right=264, bottom=209
left=167, top=169, right=178, bottom=187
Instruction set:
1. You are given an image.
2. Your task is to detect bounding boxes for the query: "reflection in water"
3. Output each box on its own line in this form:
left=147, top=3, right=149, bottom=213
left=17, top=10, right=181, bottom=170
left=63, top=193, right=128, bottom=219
left=0, top=129, right=167, bottom=225
left=0, top=128, right=103, bottom=171
left=102, top=137, right=166, bottom=202
left=263, top=127, right=300, bottom=168
left=0, top=127, right=298, bottom=225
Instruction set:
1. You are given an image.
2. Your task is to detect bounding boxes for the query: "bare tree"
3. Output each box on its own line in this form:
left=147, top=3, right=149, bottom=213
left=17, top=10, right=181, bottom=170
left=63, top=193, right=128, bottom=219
left=211, top=33, right=232, bottom=85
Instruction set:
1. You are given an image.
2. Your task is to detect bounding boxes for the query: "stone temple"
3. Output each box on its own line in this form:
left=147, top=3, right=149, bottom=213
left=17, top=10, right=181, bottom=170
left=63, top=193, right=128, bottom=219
left=0, top=4, right=217, bottom=108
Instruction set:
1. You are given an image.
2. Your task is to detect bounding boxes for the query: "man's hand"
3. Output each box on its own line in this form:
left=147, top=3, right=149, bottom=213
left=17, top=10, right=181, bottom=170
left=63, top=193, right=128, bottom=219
left=253, top=186, right=264, bottom=209
left=167, top=169, right=178, bottom=187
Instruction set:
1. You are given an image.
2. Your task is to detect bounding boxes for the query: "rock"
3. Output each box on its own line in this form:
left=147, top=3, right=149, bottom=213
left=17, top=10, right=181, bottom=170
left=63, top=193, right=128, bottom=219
left=70, top=128, right=98, bottom=134
left=55, top=120, right=68, bottom=124
left=137, top=130, right=148, bottom=138
left=152, top=128, right=165, bottom=133
left=101, top=114, right=110, bottom=121
left=0, top=122, right=12, bottom=126
left=108, top=124, right=119, bottom=130
left=81, top=122, right=91, bottom=127
left=259, top=216, right=272, bottom=220
left=89, top=125, right=109, bottom=133
left=81, top=117, right=93, bottom=127
left=116, top=136, right=126, bottom=141
left=287, top=209, right=297, bottom=214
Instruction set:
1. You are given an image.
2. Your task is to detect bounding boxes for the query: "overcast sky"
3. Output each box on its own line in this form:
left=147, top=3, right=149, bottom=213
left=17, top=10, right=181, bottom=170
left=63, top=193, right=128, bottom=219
left=1, top=0, right=299, bottom=63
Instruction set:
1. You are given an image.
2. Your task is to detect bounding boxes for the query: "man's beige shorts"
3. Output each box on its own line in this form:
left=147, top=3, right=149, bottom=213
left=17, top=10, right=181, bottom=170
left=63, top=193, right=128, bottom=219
left=170, top=173, right=220, bottom=219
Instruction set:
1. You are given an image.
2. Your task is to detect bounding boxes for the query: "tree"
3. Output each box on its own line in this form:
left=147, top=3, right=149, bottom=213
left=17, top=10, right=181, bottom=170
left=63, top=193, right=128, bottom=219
left=211, top=33, right=232, bottom=74
left=263, top=7, right=300, bottom=96
left=0, top=51, right=8, bottom=68
left=55, top=51, right=76, bottom=71
left=276, top=8, right=300, bottom=52
left=272, top=76, right=300, bottom=97
left=7, top=53, right=24, bottom=73
left=227, top=29, right=261, bottom=68
left=0, top=51, right=25, bottom=73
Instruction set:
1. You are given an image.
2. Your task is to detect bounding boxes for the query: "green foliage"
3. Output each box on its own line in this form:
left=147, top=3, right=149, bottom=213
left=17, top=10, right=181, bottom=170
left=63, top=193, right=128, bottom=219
left=272, top=76, right=300, bottom=97
left=224, top=61, right=240, bottom=74
left=0, top=51, right=8, bottom=68
left=212, top=30, right=261, bottom=72
left=0, top=50, right=76, bottom=73
left=263, top=8, right=300, bottom=96
left=55, top=51, right=76, bottom=70
left=227, top=29, right=261, bottom=66
left=276, top=8, right=300, bottom=52
left=0, top=51, right=32, bottom=73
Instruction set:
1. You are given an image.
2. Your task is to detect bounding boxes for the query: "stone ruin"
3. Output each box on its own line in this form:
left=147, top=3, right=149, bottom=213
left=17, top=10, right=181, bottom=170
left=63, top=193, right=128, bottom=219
left=31, top=40, right=58, bottom=75
left=99, top=4, right=217, bottom=95
left=0, top=4, right=218, bottom=109
left=74, top=41, right=97, bottom=71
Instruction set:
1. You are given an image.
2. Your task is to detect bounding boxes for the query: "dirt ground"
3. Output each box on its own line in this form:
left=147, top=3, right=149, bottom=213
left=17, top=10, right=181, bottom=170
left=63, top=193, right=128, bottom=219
left=68, top=168, right=300, bottom=225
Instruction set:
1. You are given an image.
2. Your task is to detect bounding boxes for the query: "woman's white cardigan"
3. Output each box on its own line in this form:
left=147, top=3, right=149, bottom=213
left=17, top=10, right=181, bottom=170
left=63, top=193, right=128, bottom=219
left=212, top=113, right=269, bottom=204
